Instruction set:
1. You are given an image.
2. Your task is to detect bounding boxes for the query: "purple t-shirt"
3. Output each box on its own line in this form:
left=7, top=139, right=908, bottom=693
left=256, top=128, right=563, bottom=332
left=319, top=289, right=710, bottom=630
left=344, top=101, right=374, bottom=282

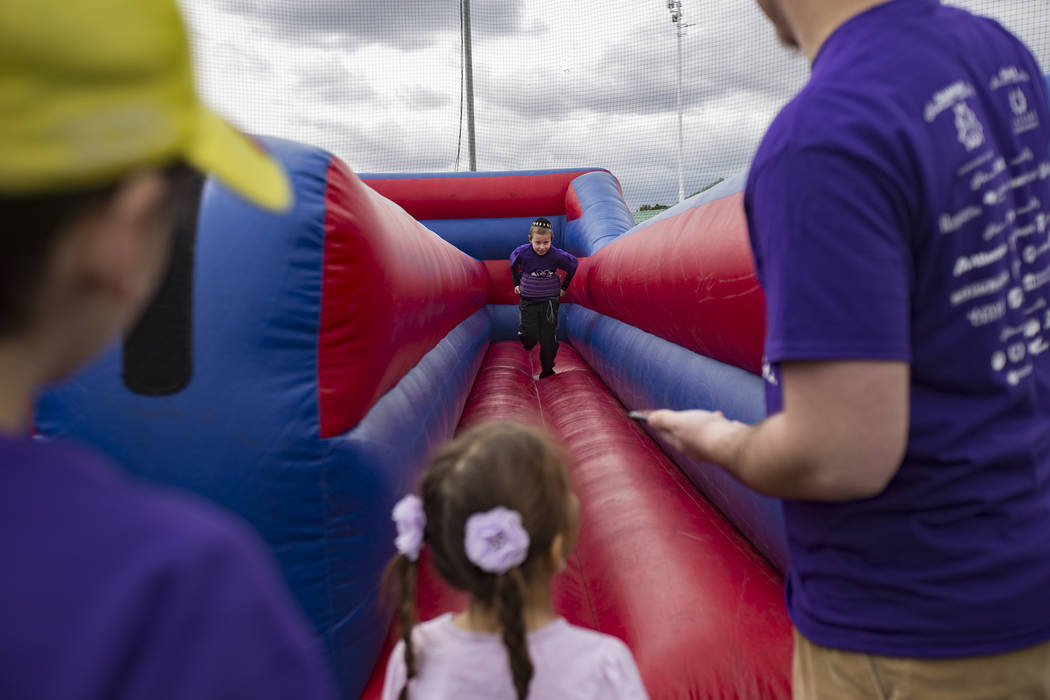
left=745, top=0, right=1050, bottom=658
left=381, top=614, right=648, bottom=700
left=509, top=244, right=578, bottom=300
left=0, top=432, right=338, bottom=699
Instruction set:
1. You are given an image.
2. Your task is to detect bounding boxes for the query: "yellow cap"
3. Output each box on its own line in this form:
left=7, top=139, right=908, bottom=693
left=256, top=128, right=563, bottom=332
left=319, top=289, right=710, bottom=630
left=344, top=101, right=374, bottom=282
left=0, top=0, right=292, bottom=211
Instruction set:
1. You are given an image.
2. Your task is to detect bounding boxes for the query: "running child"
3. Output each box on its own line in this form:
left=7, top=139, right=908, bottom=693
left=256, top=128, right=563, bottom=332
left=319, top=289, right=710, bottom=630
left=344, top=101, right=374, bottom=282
left=383, top=421, right=648, bottom=700
left=510, top=218, right=578, bottom=378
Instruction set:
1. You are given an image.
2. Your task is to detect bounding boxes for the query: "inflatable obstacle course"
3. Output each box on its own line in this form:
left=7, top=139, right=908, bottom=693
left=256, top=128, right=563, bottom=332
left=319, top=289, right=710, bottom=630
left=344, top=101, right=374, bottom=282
left=37, top=138, right=791, bottom=698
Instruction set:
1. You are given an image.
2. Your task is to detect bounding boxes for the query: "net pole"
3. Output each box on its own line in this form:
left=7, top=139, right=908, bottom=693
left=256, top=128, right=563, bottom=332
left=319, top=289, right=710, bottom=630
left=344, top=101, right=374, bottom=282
left=462, top=0, right=477, bottom=171
left=676, top=22, right=684, bottom=203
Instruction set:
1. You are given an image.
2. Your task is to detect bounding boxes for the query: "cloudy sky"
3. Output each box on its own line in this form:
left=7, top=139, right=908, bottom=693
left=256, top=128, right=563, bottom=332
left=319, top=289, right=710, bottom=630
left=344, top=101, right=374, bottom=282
left=178, top=0, right=1049, bottom=209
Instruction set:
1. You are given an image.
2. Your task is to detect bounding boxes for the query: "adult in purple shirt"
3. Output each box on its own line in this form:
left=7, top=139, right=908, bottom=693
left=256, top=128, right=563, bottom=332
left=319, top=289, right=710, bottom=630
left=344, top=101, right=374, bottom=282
left=650, top=0, right=1050, bottom=696
left=0, top=1, right=337, bottom=699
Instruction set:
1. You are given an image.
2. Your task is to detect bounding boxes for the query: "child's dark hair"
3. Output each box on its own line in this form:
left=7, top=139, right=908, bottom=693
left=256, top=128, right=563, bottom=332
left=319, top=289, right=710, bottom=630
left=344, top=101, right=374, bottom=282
left=529, top=217, right=553, bottom=235
left=391, top=421, right=574, bottom=700
left=0, top=162, right=198, bottom=337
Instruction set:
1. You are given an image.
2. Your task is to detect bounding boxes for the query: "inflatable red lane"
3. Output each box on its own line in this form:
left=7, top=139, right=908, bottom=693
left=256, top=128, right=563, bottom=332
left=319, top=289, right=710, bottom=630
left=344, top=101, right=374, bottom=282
left=318, top=159, right=487, bottom=436
left=360, top=342, right=792, bottom=698
left=538, top=354, right=791, bottom=698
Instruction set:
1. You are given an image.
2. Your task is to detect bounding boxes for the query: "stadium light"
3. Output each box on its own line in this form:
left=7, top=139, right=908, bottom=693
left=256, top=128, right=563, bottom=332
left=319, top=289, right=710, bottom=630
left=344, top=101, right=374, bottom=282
left=666, top=1, right=691, bottom=202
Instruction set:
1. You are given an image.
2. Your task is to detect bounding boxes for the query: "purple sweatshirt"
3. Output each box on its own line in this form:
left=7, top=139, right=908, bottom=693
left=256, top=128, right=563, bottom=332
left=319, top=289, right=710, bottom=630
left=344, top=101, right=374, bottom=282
left=509, top=244, right=578, bottom=300
left=0, top=432, right=338, bottom=700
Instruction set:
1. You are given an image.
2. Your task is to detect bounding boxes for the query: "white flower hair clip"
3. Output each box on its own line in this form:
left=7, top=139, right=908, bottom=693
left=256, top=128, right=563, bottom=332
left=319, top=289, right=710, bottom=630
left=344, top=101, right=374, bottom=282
left=464, top=506, right=531, bottom=574
left=392, top=494, right=425, bottom=561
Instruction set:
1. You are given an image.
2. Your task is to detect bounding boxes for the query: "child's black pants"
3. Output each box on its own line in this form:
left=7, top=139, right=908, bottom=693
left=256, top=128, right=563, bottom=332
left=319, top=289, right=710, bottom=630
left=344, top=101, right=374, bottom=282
left=518, top=298, right=559, bottom=375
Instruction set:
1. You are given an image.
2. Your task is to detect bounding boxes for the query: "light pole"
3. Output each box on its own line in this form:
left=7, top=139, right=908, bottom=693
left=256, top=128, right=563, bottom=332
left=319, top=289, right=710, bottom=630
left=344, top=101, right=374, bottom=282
left=666, top=1, right=690, bottom=202
left=462, top=0, right=477, bottom=171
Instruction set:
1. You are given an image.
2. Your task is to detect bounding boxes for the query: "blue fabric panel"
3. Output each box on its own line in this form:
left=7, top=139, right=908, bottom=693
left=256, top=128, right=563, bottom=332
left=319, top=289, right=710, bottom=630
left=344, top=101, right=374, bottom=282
left=486, top=304, right=570, bottom=343
left=564, top=171, right=636, bottom=256
left=564, top=305, right=790, bottom=572
left=34, top=136, right=491, bottom=698
left=628, top=172, right=748, bottom=236
left=323, top=309, right=490, bottom=696
left=36, top=136, right=337, bottom=620
left=421, top=216, right=565, bottom=259
left=359, top=168, right=608, bottom=180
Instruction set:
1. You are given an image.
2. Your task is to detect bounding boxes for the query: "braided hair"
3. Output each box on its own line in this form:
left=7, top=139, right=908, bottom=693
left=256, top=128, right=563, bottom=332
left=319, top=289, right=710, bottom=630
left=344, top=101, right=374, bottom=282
left=390, top=421, right=575, bottom=699
left=392, top=553, right=418, bottom=700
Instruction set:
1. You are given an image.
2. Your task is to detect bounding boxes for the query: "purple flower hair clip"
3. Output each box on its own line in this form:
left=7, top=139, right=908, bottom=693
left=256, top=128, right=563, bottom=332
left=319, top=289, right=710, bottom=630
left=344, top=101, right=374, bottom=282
left=464, top=507, right=531, bottom=574
left=392, top=495, right=425, bottom=562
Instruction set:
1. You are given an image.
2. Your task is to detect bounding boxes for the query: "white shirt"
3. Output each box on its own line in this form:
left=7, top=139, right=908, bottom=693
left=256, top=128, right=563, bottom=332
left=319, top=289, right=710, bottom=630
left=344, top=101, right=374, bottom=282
left=381, top=613, right=649, bottom=699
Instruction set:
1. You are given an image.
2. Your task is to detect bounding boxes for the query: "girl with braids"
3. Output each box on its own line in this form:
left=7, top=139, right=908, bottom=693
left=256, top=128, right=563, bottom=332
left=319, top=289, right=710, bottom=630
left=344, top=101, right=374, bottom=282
left=381, top=421, right=648, bottom=700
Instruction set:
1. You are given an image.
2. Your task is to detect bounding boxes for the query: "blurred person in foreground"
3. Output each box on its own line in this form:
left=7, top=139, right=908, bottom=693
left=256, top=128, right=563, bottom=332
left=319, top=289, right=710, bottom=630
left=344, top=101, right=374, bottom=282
left=0, top=1, right=338, bottom=698
left=647, top=0, right=1050, bottom=697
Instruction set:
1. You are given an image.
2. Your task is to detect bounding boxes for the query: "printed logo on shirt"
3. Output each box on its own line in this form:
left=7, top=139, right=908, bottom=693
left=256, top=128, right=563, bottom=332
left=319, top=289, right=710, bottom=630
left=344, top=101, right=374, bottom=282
left=940, top=205, right=983, bottom=234
left=924, top=80, right=976, bottom=122
left=528, top=270, right=556, bottom=279
left=1010, top=89, right=1028, bottom=116
left=954, top=103, right=985, bottom=151
left=761, top=358, right=779, bottom=387
left=953, top=243, right=1009, bottom=277
left=1029, top=336, right=1049, bottom=356
left=1007, top=87, right=1040, bottom=134
left=990, top=66, right=1030, bottom=91
left=967, top=301, right=1006, bottom=327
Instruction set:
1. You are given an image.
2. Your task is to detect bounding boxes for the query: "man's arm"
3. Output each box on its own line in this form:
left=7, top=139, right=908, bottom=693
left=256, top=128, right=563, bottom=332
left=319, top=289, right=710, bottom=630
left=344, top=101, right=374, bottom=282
left=647, top=359, right=908, bottom=501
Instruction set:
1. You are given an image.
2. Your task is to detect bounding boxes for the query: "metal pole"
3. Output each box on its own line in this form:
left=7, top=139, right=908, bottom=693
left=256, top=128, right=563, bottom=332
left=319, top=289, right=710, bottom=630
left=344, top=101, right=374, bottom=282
left=676, top=23, right=684, bottom=203
left=462, top=0, right=477, bottom=171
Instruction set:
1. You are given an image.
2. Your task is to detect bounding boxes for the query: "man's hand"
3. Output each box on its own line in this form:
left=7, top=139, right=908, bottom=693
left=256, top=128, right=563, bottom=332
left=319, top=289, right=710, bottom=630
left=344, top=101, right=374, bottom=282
left=513, top=286, right=520, bottom=295
left=646, top=409, right=749, bottom=464
left=560, top=288, right=566, bottom=297
left=644, top=361, right=908, bottom=501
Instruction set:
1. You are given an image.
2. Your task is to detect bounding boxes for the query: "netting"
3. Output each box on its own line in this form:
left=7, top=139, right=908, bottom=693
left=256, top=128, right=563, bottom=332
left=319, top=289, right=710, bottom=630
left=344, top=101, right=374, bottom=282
left=178, top=0, right=1050, bottom=210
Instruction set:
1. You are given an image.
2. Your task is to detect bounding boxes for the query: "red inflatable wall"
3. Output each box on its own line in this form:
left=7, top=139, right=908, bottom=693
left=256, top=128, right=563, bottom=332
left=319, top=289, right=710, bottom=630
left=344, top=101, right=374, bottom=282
left=362, top=170, right=605, bottom=221
left=317, top=160, right=487, bottom=437
left=582, top=191, right=766, bottom=375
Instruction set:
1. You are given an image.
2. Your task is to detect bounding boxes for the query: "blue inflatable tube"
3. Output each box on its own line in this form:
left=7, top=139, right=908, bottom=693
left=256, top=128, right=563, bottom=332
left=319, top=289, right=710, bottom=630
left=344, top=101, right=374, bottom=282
left=565, top=305, right=790, bottom=572
left=421, top=216, right=565, bottom=259
left=325, top=309, right=489, bottom=689
left=564, top=170, right=636, bottom=256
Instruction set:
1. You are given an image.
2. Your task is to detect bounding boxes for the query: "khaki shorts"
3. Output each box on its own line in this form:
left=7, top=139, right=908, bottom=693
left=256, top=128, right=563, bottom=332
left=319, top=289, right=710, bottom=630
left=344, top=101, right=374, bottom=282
left=793, top=628, right=1050, bottom=700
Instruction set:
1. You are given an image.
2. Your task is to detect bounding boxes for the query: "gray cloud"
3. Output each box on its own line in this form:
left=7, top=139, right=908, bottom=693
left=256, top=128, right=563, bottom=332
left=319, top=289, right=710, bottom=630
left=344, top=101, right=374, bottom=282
left=212, top=0, right=525, bottom=50
left=483, top=3, right=807, bottom=121
left=180, top=0, right=1048, bottom=211
left=399, top=84, right=450, bottom=112
left=295, top=62, right=377, bottom=105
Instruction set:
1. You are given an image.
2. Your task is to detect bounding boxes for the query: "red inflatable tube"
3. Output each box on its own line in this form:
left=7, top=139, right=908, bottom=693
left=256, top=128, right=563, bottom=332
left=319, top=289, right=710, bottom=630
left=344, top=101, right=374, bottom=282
left=538, top=353, right=791, bottom=698
left=317, top=160, right=487, bottom=437
left=362, top=171, right=604, bottom=221
left=583, top=192, right=766, bottom=375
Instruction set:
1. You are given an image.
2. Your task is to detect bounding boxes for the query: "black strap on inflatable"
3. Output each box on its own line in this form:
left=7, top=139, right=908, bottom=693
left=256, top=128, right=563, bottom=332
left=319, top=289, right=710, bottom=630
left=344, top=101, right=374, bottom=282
left=122, top=172, right=205, bottom=396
